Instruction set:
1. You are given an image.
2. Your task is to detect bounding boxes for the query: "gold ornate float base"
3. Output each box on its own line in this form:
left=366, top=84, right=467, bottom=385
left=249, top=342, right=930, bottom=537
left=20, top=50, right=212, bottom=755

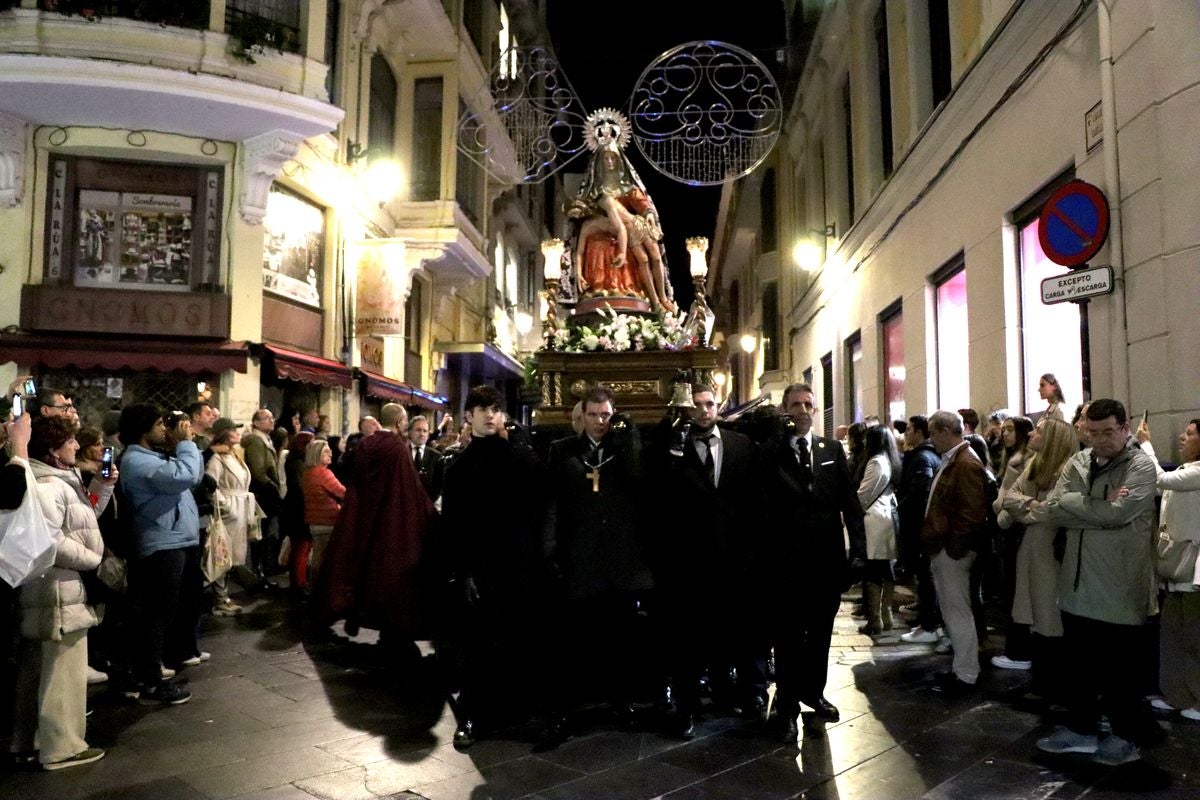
left=532, top=348, right=718, bottom=428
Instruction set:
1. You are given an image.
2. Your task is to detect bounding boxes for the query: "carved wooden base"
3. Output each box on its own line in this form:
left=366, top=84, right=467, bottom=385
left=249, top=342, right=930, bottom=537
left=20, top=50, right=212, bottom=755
left=533, top=348, right=718, bottom=430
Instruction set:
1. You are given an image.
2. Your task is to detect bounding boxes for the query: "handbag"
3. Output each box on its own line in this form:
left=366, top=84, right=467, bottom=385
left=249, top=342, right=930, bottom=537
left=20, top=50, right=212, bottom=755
left=1156, top=525, right=1200, bottom=583
left=202, top=514, right=233, bottom=583
left=0, top=460, right=58, bottom=588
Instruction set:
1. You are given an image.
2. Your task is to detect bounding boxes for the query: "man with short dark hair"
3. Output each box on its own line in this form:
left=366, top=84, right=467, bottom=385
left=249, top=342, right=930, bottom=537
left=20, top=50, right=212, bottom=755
left=899, top=415, right=945, bottom=645
left=441, top=386, right=541, bottom=748
left=922, top=410, right=988, bottom=694
left=186, top=402, right=217, bottom=451
left=958, top=408, right=980, bottom=435
left=765, top=383, right=865, bottom=742
left=542, top=385, right=652, bottom=742
left=1036, top=398, right=1161, bottom=765
left=118, top=405, right=200, bottom=705
left=38, top=388, right=78, bottom=422
left=654, top=382, right=763, bottom=737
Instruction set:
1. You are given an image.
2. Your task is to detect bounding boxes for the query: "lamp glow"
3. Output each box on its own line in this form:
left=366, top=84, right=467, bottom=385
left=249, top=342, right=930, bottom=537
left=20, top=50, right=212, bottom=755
left=712, top=371, right=727, bottom=387
left=740, top=334, right=757, bottom=354
left=792, top=239, right=823, bottom=272
left=364, top=158, right=403, bottom=205
left=686, top=236, right=709, bottom=278
left=541, top=238, right=565, bottom=281
left=514, top=310, right=533, bottom=335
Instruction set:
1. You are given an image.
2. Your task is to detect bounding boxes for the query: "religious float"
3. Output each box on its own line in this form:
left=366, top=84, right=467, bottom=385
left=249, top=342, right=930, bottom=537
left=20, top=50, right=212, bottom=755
left=457, top=42, right=783, bottom=428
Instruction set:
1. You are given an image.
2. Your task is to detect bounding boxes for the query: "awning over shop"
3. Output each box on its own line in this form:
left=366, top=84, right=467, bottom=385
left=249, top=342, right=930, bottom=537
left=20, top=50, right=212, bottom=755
left=0, top=334, right=250, bottom=374
left=357, top=369, right=448, bottom=410
left=435, top=341, right=525, bottom=381
left=256, top=345, right=353, bottom=389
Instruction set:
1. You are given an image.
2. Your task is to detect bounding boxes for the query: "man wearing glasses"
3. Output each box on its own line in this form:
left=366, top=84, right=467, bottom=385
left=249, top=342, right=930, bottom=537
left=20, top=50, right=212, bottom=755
left=38, top=388, right=79, bottom=422
left=1036, top=398, right=1161, bottom=766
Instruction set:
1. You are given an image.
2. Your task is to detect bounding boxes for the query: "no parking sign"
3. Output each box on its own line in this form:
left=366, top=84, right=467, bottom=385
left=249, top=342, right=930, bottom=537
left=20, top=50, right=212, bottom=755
left=1038, top=181, right=1110, bottom=267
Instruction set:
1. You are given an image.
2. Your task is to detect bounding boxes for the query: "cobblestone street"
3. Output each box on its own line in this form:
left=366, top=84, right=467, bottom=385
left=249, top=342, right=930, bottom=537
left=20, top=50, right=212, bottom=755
left=3, top=588, right=1197, bottom=800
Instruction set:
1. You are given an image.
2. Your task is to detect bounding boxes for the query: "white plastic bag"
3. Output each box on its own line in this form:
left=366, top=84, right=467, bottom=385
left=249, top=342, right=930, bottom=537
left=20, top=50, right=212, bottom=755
left=0, top=460, right=58, bottom=588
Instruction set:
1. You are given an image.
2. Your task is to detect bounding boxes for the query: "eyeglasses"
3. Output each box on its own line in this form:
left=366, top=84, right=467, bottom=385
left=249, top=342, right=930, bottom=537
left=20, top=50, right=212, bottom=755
left=50, top=403, right=75, bottom=411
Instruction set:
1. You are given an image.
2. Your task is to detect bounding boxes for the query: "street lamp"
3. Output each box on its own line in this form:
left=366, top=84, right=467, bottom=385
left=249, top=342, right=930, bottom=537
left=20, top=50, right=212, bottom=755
left=792, top=223, right=837, bottom=272
left=541, top=238, right=565, bottom=346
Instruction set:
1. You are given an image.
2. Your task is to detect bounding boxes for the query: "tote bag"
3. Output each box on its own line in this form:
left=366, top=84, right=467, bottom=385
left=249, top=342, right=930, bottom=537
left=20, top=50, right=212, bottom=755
left=0, top=461, right=58, bottom=587
left=202, top=514, right=233, bottom=583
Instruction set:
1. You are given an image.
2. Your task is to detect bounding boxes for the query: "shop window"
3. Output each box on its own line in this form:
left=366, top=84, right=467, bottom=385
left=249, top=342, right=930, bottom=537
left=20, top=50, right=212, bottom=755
left=47, top=157, right=223, bottom=291
left=934, top=260, right=969, bottom=409
left=261, top=187, right=325, bottom=308
left=845, top=331, right=863, bottom=423
left=880, top=301, right=905, bottom=422
left=411, top=77, right=444, bottom=201
left=1018, top=217, right=1084, bottom=412
left=41, top=370, right=213, bottom=428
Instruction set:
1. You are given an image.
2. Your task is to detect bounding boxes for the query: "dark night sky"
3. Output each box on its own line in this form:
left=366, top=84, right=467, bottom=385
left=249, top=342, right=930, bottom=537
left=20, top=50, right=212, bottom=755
left=545, top=0, right=788, bottom=307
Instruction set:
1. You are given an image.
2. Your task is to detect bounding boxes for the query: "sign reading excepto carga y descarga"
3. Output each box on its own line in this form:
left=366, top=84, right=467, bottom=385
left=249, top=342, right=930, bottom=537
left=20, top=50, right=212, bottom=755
left=1041, top=265, right=1114, bottom=305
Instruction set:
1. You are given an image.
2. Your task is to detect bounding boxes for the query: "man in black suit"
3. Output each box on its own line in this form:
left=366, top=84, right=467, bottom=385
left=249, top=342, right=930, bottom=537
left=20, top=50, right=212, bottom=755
left=765, top=383, right=866, bottom=742
left=542, top=386, right=653, bottom=742
left=407, top=415, right=444, bottom=503
left=653, top=383, right=764, bottom=738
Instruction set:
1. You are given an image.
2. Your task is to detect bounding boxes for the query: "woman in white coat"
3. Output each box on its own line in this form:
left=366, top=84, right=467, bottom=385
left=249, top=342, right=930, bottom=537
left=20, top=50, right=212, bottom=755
left=12, top=416, right=110, bottom=770
left=205, top=418, right=262, bottom=617
left=1137, top=417, right=1200, bottom=720
left=857, top=425, right=902, bottom=636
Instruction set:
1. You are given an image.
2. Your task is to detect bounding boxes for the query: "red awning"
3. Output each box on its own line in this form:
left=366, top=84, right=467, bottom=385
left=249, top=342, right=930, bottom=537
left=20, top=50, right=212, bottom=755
left=0, top=334, right=250, bottom=374
left=259, top=345, right=352, bottom=389
left=358, top=369, right=448, bottom=410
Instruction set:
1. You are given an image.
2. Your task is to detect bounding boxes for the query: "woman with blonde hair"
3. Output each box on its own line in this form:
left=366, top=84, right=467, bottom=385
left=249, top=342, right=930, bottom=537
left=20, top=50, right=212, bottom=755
left=999, top=416, right=1077, bottom=702
left=301, top=438, right=345, bottom=579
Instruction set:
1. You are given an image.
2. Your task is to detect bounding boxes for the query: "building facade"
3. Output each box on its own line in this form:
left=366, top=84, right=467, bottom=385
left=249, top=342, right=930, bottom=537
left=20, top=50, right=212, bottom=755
left=710, top=0, right=1199, bottom=453
left=0, top=0, right=550, bottom=430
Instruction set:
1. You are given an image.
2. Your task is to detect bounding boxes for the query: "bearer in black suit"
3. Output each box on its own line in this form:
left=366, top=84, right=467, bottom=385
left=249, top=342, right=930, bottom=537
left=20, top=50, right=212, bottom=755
left=542, top=385, right=654, bottom=743
left=653, top=383, right=764, bottom=738
left=407, top=415, right=444, bottom=503
left=765, top=383, right=866, bottom=742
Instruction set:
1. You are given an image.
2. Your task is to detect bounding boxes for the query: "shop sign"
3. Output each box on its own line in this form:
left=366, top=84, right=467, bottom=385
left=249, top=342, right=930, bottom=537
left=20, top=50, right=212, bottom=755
left=354, top=239, right=408, bottom=337
left=1040, top=265, right=1113, bottom=305
left=22, top=285, right=229, bottom=337
left=360, top=336, right=385, bottom=373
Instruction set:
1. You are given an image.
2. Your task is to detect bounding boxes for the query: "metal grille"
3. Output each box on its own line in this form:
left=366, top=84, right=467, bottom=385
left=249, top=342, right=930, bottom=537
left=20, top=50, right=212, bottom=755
left=40, top=369, right=212, bottom=429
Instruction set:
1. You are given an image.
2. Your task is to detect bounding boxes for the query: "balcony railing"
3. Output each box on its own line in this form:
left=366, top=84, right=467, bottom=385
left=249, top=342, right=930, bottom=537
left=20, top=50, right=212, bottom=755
left=225, top=4, right=301, bottom=57
left=30, top=0, right=209, bottom=28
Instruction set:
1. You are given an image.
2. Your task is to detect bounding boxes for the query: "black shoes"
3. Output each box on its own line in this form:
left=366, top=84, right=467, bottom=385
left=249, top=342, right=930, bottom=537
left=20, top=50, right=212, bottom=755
left=769, top=716, right=800, bottom=743
left=541, top=714, right=573, bottom=748
left=930, top=672, right=976, bottom=695
left=453, top=719, right=475, bottom=749
left=802, top=696, right=840, bottom=721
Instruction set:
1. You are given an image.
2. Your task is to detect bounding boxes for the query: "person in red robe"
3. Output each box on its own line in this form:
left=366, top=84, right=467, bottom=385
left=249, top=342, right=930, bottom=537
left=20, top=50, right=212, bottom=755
left=312, top=403, right=434, bottom=640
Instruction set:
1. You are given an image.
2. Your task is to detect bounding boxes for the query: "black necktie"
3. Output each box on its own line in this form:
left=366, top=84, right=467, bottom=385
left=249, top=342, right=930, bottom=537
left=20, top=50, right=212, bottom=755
left=699, top=434, right=716, bottom=485
left=413, top=446, right=421, bottom=466
left=795, top=436, right=811, bottom=486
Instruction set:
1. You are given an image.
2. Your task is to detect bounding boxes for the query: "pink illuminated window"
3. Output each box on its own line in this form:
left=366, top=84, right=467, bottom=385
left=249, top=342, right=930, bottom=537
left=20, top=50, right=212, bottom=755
left=936, top=267, right=969, bottom=409
left=881, top=306, right=905, bottom=422
left=1019, top=219, right=1083, bottom=413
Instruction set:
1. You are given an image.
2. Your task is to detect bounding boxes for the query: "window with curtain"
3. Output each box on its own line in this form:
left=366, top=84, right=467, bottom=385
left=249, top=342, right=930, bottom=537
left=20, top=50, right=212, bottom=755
left=880, top=302, right=905, bottom=423
left=935, top=264, right=969, bottom=409
left=411, top=77, right=444, bottom=201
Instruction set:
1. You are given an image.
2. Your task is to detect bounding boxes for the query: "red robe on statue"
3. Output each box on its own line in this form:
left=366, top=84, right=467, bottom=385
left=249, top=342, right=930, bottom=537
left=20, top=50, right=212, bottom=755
left=312, top=430, right=434, bottom=632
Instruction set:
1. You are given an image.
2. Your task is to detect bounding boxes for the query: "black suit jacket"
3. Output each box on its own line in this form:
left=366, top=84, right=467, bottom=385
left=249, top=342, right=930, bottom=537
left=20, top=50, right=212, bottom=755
left=653, top=426, right=764, bottom=594
left=543, top=429, right=654, bottom=601
left=765, top=433, right=866, bottom=594
left=410, top=443, right=444, bottom=502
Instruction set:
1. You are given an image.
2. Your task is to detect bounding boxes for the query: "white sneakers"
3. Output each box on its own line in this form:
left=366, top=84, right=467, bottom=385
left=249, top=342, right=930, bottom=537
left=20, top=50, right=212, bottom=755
left=181, top=651, right=212, bottom=667
left=85, top=666, right=109, bottom=685
left=900, top=627, right=941, bottom=644
left=991, top=655, right=1032, bottom=670
left=1181, top=707, right=1200, bottom=721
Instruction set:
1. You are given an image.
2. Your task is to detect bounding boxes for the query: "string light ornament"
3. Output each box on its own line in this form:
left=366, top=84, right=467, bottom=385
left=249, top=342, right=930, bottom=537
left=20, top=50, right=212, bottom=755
left=458, top=41, right=781, bottom=187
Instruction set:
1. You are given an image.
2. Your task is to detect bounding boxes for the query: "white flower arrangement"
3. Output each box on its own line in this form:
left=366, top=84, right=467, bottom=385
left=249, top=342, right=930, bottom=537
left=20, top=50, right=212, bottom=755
left=550, top=307, right=696, bottom=353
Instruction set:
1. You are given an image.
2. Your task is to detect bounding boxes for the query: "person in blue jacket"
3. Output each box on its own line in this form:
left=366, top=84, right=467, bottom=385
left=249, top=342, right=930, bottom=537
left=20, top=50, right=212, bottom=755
left=117, top=405, right=202, bottom=705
